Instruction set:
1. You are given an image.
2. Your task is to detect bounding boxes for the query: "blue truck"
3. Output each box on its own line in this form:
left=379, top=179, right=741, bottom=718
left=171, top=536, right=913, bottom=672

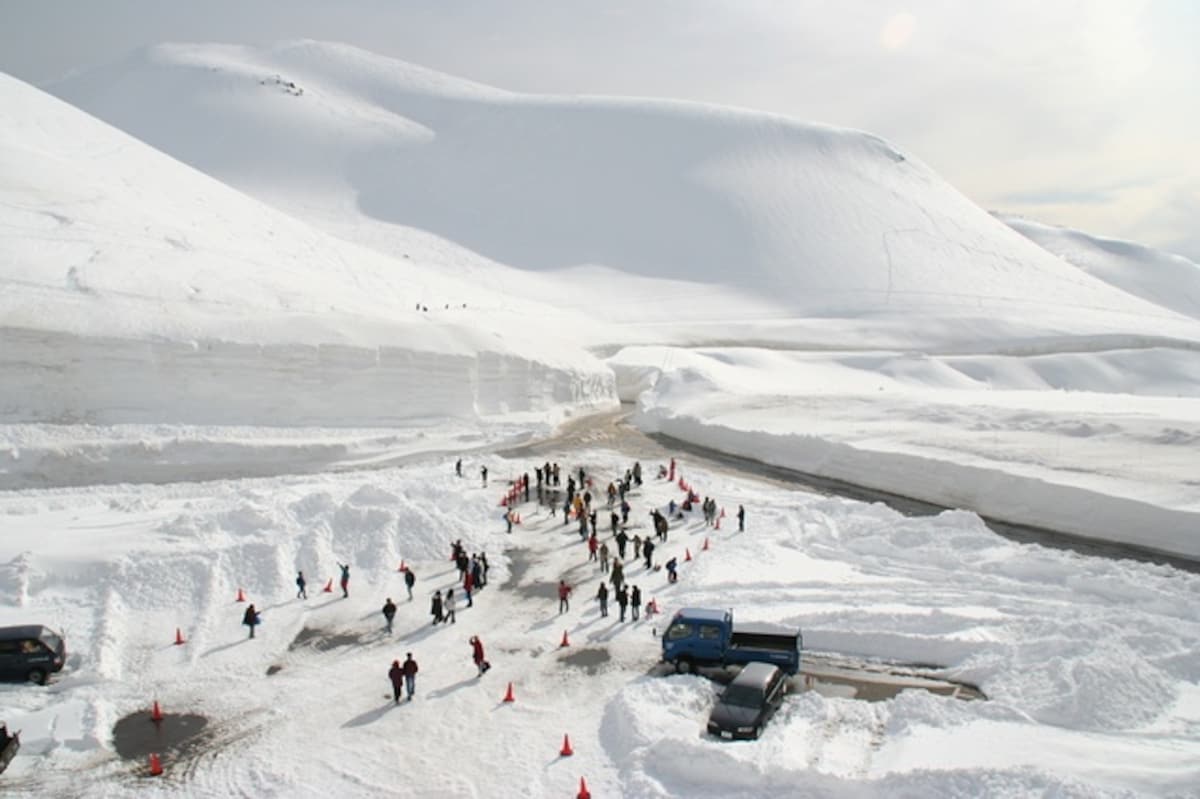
left=661, top=608, right=803, bottom=675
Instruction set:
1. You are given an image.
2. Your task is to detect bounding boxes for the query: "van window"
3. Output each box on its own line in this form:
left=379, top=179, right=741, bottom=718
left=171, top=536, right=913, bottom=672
left=698, top=624, right=722, bottom=640
left=665, top=623, right=692, bottom=641
left=0, top=640, right=18, bottom=655
left=41, top=631, right=63, bottom=652
left=21, top=640, right=41, bottom=654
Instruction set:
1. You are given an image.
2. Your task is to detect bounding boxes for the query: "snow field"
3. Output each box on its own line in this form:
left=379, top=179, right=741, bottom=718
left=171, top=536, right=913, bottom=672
left=4, top=447, right=1197, bottom=796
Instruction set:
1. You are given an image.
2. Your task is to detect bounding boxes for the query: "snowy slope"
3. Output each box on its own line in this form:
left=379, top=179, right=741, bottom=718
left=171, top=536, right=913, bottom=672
left=50, top=41, right=1200, bottom=349
left=1001, top=213, right=1200, bottom=321
left=0, top=72, right=616, bottom=426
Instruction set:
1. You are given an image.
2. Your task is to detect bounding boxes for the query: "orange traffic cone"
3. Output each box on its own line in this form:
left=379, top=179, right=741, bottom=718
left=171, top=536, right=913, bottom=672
left=715, top=514, right=721, bottom=530
left=560, top=733, right=574, bottom=756
left=151, top=701, right=163, bottom=722
left=323, top=578, right=333, bottom=593
left=685, top=548, right=692, bottom=562
left=398, top=560, right=407, bottom=572
left=174, top=628, right=185, bottom=646
left=235, top=587, right=246, bottom=602
left=703, top=537, right=710, bottom=551
left=719, top=507, right=726, bottom=519
left=560, top=629, right=570, bottom=647
left=577, top=776, right=591, bottom=799
left=148, top=753, right=163, bottom=777
left=502, top=681, right=515, bottom=703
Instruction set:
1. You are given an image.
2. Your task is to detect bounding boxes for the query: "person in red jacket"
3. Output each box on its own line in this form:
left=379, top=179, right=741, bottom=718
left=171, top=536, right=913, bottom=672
left=557, top=580, right=572, bottom=614
left=470, top=636, right=490, bottom=676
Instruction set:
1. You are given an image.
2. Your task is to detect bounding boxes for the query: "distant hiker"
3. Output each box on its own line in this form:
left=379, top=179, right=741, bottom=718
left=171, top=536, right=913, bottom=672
left=243, top=604, right=260, bottom=639
left=445, top=588, right=457, bottom=624
left=589, top=510, right=598, bottom=536
left=470, top=635, right=490, bottom=676
left=523, top=472, right=530, bottom=502
left=633, top=461, right=642, bottom=486
left=296, top=571, right=307, bottom=599
left=455, top=458, right=463, bottom=478
left=610, top=511, right=620, bottom=536
left=620, top=499, right=631, bottom=525
left=431, top=590, right=444, bottom=625
left=588, top=533, right=599, bottom=562
left=633, top=534, right=642, bottom=559
left=481, top=465, right=488, bottom=487
left=404, top=567, right=416, bottom=600
left=388, top=659, right=404, bottom=704
left=666, top=556, right=678, bottom=583
left=737, top=504, right=745, bottom=532
left=558, top=580, right=572, bottom=614
left=456, top=550, right=470, bottom=580
left=596, top=582, right=609, bottom=617
left=479, top=551, right=490, bottom=587
left=382, top=598, right=397, bottom=634
left=630, top=585, right=642, bottom=621
left=505, top=509, right=514, bottom=534
left=643, top=539, right=655, bottom=570
left=599, top=541, right=610, bottom=573
left=337, top=562, right=350, bottom=598
left=616, top=585, right=629, bottom=622
left=402, top=652, right=418, bottom=700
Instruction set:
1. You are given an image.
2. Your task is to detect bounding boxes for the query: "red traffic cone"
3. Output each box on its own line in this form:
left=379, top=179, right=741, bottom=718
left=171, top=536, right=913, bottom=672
left=235, top=587, right=246, bottom=602
left=323, top=578, right=333, bottom=593
left=398, top=560, right=407, bottom=572
left=502, top=681, right=515, bottom=703
left=500, top=495, right=508, bottom=507
left=649, top=597, right=660, bottom=615
left=560, top=733, right=574, bottom=756
left=703, top=537, right=710, bottom=551
left=577, top=776, right=591, bottom=799
left=719, top=507, right=726, bottom=518
left=514, top=513, right=521, bottom=524
left=715, top=515, right=722, bottom=530
left=685, top=548, right=692, bottom=562
left=174, top=628, right=185, bottom=646
left=151, top=700, right=163, bottom=722
left=560, top=629, right=570, bottom=647
left=148, top=753, right=163, bottom=777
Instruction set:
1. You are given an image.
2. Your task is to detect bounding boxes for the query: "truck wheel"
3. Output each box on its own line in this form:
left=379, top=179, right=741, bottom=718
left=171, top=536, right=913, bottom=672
left=27, top=667, right=47, bottom=685
left=674, top=657, right=694, bottom=675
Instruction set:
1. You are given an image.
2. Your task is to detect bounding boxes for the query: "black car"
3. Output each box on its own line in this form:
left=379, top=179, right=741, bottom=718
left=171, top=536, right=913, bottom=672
left=0, top=625, right=66, bottom=684
left=706, top=662, right=788, bottom=740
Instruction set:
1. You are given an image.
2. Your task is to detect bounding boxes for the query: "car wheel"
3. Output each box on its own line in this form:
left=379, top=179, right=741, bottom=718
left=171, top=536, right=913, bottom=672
left=675, top=657, right=694, bottom=675
left=27, top=667, right=47, bottom=685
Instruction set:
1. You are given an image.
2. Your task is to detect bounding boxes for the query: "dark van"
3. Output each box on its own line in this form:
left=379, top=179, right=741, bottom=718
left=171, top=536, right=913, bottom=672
left=706, top=662, right=788, bottom=740
left=0, top=625, right=66, bottom=684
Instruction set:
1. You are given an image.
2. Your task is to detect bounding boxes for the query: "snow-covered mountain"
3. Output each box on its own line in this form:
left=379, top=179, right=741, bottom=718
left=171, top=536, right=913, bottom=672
left=1000, top=213, right=1200, bottom=321
left=0, top=72, right=615, bottom=426
left=49, top=41, right=1197, bottom=348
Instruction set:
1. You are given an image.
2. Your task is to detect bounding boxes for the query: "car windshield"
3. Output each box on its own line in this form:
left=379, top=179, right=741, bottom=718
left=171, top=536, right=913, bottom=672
left=41, top=632, right=62, bottom=652
left=721, top=685, right=763, bottom=708
left=665, top=623, right=691, bottom=641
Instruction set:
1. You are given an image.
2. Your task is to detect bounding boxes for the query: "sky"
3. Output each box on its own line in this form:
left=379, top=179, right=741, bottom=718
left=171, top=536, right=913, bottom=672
left=0, top=0, right=1197, bottom=262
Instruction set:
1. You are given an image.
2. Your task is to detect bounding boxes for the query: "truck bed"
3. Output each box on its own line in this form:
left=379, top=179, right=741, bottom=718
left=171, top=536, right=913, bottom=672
left=730, top=624, right=800, bottom=653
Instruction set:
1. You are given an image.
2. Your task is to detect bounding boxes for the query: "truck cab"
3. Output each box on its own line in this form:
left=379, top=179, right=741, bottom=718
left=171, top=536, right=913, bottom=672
left=662, top=608, right=801, bottom=675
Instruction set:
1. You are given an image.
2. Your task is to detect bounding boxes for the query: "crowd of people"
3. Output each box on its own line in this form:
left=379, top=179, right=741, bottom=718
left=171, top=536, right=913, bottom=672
left=238, top=453, right=744, bottom=703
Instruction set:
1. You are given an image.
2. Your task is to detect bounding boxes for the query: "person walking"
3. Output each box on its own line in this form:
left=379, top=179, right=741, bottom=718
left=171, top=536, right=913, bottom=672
left=404, top=567, right=416, bottom=601
left=388, top=659, right=404, bottom=704
left=558, top=580, right=572, bottom=614
left=455, top=458, right=463, bottom=477
left=666, top=556, right=678, bottom=583
left=587, top=533, right=599, bottom=562
left=470, top=635, right=490, bottom=676
left=445, top=588, right=457, bottom=624
left=610, top=558, right=625, bottom=592
left=599, top=541, right=610, bottom=574
left=337, top=562, right=351, bottom=598
left=643, top=539, right=655, bottom=570
left=431, top=589, right=444, bottom=625
left=382, top=597, right=397, bottom=634
left=633, top=534, right=642, bottom=559
left=615, top=530, right=628, bottom=560
left=630, top=585, right=642, bottom=621
left=242, top=603, right=260, bottom=639
left=402, top=652, right=418, bottom=700
left=737, top=504, right=745, bottom=532
left=596, top=582, right=609, bottom=617
left=481, top=465, right=488, bottom=487
left=463, top=569, right=475, bottom=608
left=616, top=585, right=629, bottom=622
left=295, top=571, right=307, bottom=599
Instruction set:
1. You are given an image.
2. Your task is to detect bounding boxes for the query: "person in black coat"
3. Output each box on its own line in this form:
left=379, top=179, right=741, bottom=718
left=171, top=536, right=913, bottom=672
left=404, top=567, right=416, bottom=600
left=388, top=659, right=404, bottom=704
left=630, top=585, right=642, bottom=621
left=242, top=604, right=260, bottom=639
left=402, top=653, right=419, bottom=700
left=382, top=598, right=397, bottom=634
left=431, top=590, right=444, bottom=625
